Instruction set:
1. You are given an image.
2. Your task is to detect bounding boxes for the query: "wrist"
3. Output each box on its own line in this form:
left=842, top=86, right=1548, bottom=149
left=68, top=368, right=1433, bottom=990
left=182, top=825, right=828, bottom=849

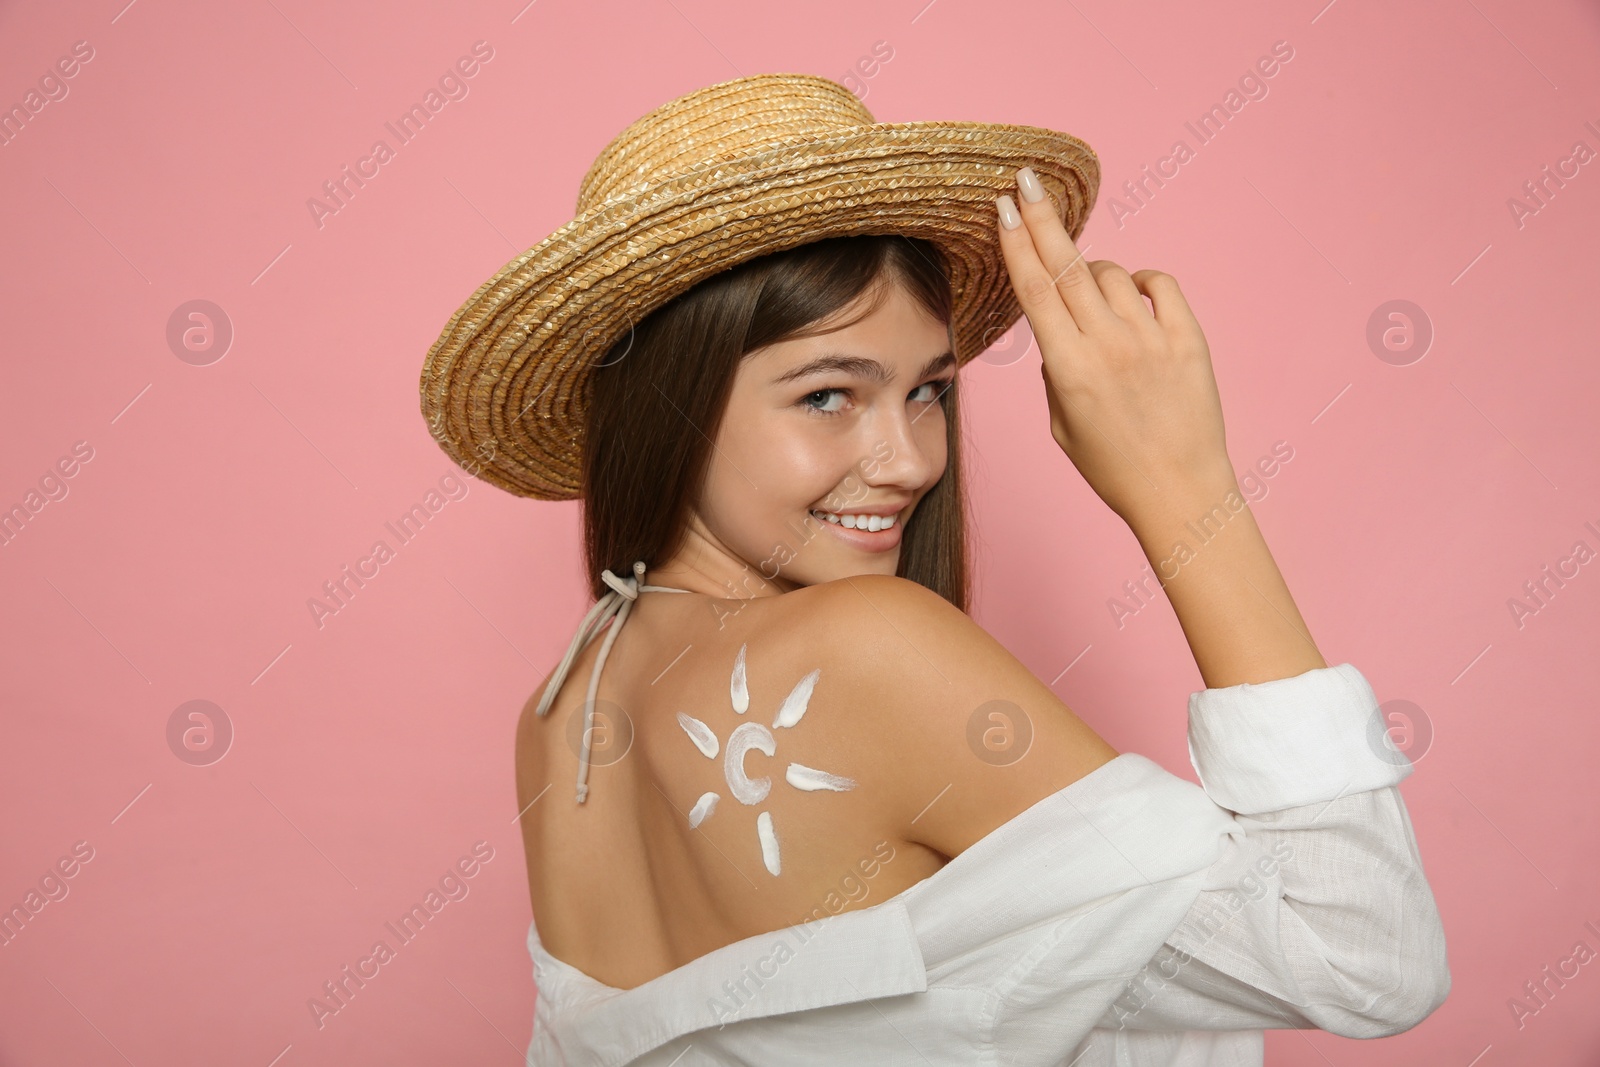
left=1124, top=464, right=1243, bottom=542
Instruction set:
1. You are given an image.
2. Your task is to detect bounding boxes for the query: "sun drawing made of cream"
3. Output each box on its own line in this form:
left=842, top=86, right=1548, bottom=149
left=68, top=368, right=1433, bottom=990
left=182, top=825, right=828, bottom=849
left=675, top=643, right=857, bottom=876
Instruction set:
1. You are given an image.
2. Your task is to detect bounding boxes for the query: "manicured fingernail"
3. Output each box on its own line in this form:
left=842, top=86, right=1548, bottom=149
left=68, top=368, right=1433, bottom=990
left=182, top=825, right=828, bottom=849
left=1016, top=167, right=1046, bottom=203
left=997, top=194, right=1021, bottom=230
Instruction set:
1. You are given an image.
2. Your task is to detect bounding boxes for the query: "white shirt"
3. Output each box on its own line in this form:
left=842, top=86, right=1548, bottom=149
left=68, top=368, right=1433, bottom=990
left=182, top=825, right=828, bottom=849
left=523, top=662, right=1451, bottom=1065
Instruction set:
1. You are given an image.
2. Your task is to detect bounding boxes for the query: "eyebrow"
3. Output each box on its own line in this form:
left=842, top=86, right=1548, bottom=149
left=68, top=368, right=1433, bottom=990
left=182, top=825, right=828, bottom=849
left=771, top=350, right=957, bottom=387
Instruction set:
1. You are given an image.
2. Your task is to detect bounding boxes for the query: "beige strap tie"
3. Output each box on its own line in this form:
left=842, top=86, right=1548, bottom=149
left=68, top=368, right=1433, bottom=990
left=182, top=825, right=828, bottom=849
left=534, top=560, right=694, bottom=803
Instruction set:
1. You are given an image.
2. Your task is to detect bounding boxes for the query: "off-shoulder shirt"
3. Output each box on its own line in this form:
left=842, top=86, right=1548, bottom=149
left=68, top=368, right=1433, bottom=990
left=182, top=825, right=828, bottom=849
left=522, top=578, right=1450, bottom=1066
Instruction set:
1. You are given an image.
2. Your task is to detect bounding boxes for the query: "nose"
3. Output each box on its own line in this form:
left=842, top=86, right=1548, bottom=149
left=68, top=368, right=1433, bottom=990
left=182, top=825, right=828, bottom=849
left=863, top=398, right=941, bottom=490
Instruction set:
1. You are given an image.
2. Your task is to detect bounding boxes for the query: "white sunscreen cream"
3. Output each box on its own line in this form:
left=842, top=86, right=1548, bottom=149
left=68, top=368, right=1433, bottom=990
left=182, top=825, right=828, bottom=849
left=756, top=811, right=781, bottom=875
left=725, top=721, right=776, bottom=805
left=688, top=791, right=719, bottom=828
left=730, top=643, right=750, bottom=714
left=674, top=643, right=859, bottom=876
left=676, top=711, right=719, bottom=758
left=785, top=763, right=857, bottom=791
left=772, top=669, right=820, bottom=729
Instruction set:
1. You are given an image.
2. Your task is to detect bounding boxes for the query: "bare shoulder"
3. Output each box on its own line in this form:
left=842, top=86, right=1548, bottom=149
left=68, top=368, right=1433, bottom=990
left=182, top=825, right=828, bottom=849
left=514, top=672, right=560, bottom=808
left=516, top=674, right=552, bottom=750
left=798, top=574, right=1120, bottom=861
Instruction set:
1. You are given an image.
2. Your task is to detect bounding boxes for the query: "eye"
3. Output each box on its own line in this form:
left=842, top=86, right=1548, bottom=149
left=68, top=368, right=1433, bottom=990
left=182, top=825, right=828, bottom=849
left=798, top=377, right=954, bottom=419
left=799, top=387, right=849, bottom=416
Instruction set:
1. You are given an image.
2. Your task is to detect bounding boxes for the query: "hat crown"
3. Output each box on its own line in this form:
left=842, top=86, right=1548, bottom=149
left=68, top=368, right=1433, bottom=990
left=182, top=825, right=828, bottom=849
left=575, top=74, right=876, bottom=213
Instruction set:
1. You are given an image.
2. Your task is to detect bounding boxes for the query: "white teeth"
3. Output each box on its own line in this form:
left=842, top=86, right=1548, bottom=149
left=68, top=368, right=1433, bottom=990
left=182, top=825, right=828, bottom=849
left=811, top=510, right=897, bottom=532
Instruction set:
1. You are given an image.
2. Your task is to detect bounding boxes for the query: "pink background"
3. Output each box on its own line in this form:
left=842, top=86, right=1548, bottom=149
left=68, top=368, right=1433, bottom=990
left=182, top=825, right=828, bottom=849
left=3, top=0, right=1598, bottom=1063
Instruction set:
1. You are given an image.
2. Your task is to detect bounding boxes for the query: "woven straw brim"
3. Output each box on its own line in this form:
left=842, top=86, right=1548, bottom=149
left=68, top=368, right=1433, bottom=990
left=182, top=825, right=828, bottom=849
left=419, top=122, right=1099, bottom=501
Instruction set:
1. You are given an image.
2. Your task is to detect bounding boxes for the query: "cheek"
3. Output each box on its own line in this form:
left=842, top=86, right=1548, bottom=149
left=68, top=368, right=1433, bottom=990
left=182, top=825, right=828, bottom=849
left=699, top=417, right=832, bottom=533
left=766, top=430, right=857, bottom=488
left=916, top=407, right=951, bottom=471
left=718, top=402, right=851, bottom=491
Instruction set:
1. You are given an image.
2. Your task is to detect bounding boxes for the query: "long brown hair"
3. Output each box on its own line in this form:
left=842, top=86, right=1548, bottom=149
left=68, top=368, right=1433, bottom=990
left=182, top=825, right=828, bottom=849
left=580, top=233, right=971, bottom=613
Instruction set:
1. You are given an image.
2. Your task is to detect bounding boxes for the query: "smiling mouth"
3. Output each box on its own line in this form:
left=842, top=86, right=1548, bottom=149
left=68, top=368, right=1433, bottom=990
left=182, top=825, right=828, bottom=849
left=808, top=508, right=900, bottom=532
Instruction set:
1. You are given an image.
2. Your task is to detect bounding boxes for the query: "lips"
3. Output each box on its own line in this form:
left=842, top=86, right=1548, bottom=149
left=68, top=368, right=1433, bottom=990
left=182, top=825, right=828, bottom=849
left=809, top=508, right=903, bottom=553
left=810, top=500, right=911, bottom=517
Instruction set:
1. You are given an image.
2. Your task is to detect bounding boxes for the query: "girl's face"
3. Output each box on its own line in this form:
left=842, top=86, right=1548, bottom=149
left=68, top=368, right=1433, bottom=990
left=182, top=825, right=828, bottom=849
left=678, top=278, right=954, bottom=597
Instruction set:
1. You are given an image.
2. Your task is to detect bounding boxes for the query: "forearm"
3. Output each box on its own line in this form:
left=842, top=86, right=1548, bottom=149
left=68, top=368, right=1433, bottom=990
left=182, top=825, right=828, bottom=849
left=1128, top=470, right=1326, bottom=690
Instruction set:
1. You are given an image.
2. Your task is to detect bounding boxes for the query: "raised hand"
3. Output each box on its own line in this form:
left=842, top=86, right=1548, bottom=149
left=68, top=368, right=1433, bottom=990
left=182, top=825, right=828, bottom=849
left=995, top=168, right=1234, bottom=529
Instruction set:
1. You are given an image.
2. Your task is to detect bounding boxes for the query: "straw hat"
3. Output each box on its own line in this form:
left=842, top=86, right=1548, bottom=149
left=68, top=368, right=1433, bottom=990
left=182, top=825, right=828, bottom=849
left=418, top=72, right=1100, bottom=501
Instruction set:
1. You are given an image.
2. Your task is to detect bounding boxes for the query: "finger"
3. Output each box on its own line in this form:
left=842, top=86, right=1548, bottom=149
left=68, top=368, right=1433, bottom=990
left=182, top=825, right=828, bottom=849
left=1087, top=261, right=1152, bottom=323
left=1129, top=269, right=1194, bottom=330
left=995, top=193, right=1084, bottom=355
left=1011, top=168, right=1117, bottom=333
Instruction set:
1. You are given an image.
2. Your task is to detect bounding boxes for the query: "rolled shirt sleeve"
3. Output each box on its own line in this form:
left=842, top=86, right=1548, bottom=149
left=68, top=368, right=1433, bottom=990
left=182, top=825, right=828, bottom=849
left=1094, top=663, right=1452, bottom=1038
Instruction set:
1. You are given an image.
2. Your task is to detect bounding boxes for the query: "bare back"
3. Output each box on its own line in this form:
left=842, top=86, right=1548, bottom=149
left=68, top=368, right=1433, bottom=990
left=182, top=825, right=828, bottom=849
left=514, top=581, right=950, bottom=992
